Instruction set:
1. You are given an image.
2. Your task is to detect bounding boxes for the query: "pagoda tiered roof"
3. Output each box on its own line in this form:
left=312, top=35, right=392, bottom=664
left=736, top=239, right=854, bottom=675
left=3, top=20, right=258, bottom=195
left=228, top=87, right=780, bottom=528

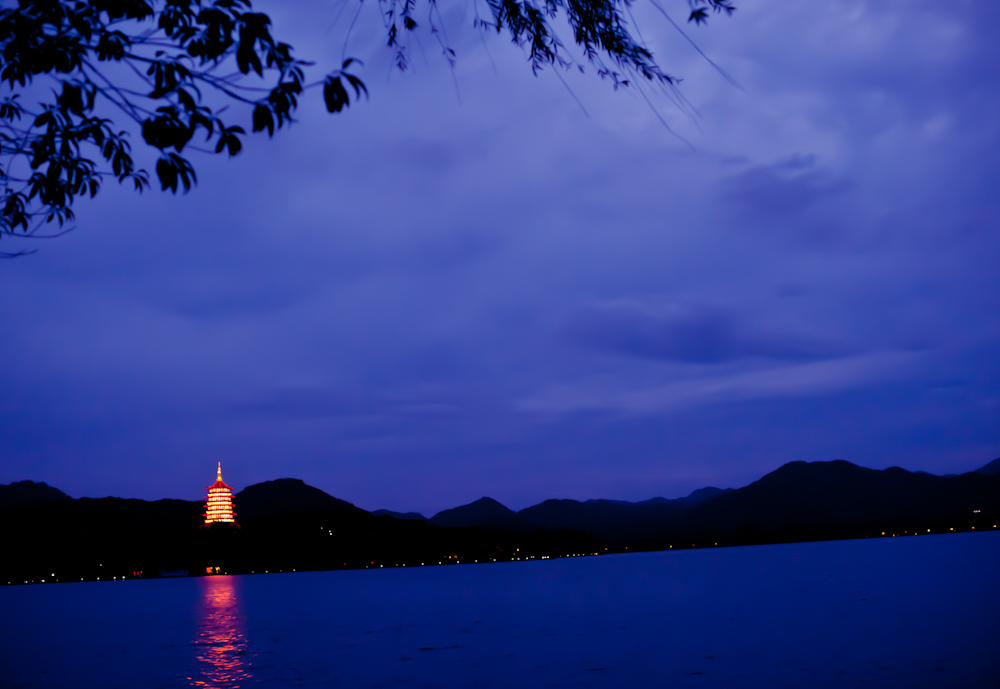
left=204, top=462, right=236, bottom=525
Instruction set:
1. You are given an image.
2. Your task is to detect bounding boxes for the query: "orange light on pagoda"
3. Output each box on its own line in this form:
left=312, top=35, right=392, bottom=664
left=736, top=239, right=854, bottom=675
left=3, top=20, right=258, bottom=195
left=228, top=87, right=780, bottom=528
left=204, top=462, right=236, bottom=525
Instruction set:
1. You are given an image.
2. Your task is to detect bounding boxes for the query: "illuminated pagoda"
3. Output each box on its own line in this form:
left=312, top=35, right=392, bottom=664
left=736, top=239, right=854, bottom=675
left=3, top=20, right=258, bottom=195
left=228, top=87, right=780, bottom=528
left=204, top=462, right=236, bottom=525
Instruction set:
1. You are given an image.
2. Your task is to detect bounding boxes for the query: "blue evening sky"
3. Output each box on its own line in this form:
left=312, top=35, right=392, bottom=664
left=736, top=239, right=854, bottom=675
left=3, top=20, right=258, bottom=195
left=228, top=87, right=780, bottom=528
left=1, top=0, right=997, bottom=515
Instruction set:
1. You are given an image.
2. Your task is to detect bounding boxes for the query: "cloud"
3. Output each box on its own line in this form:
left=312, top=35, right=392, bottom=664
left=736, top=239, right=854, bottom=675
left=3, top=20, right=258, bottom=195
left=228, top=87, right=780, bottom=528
left=721, top=154, right=853, bottom=220
left=233, top=388, right=382, bottom=420
left=516, top=350, right=921, bottom=418
left=233, top=387, right=465, bottom=421
left=564, top=299, right=852, bottom=363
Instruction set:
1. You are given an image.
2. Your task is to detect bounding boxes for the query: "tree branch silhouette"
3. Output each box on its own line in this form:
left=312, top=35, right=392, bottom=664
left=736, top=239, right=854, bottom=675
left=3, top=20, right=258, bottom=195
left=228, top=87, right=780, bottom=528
left=0, top=0, right=735, bottom=251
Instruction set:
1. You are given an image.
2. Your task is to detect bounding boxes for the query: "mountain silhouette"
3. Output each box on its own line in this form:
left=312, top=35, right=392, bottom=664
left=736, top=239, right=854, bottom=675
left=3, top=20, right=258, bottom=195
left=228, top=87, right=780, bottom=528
left=669, top=486, right=732, bottom=507
left=509, top=487, right=731, bottom=543
left=3, top=459, right=997, bottom=584
left=0, top=480, right=72, bottom=509
left=516, top=497, right=680, bottom=542
left=603, top=487, right=730, bottom=508
left=976, top=457, right=1000, bottom=476
left=496, top=461, right=998, bottom=546
left=430, top=497, right=517, bottom=529
left=234, top=478, right=366, bottom=523
left=372, top=509, right=427, bottom=520
left=662, top=460, right=999, bottom=546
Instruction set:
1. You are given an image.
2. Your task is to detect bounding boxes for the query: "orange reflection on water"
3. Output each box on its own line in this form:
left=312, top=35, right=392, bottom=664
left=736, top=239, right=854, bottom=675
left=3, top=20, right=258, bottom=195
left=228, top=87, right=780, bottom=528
left=190, top=576, right=253, bottom=689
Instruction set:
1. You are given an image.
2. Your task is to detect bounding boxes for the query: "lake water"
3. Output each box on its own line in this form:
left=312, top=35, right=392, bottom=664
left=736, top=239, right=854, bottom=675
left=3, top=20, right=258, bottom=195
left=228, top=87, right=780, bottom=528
left=2, top=532, right=998, bottom=688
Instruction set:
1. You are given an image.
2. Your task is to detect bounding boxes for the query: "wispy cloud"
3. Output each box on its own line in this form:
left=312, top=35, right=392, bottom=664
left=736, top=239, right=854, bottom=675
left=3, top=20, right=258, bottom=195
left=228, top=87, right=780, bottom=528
left=722, top=154, right=853, bottom=221
left=517, top=351, right=922, bottom=417
left=563, top=298, right=854, bottom=363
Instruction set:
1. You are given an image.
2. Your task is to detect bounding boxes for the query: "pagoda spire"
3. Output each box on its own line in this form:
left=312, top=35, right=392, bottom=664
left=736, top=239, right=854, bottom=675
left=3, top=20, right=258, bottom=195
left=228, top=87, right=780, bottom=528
left=217, top=461, right=223, bottom=481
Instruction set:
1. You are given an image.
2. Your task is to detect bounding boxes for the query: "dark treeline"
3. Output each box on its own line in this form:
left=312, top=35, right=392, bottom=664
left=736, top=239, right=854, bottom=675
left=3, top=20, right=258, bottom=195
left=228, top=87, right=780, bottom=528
left=2, top=459, right=998, bottom=585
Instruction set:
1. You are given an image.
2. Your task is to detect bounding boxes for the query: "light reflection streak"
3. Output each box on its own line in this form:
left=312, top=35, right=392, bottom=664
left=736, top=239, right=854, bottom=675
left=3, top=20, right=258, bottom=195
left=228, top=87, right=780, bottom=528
left=190, top=576, right=253, bottom=689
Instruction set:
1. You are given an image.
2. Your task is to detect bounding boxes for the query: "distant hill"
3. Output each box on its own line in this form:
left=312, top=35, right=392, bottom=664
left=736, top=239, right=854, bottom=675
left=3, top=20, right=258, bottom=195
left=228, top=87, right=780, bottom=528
left=976, top=457, right=1000, bottom=476
left=234, top=479, right=366, bottom=523
left=459, top=487, right=730, bottom=543
left=516, top=496, right=684, bottom=543
left=421, top=488, right=733, bottom=539
left=670, top=460, right=1000, bottom=544
left=0, top=480, right=72, bottom=509
left=430, top=497, right=518, bottom=529
left=503, top=462, right=998, bottom=546
left=671, top=486, right=732, bottom=508
left=372, top=509, right=427, bottom=520
left=623, top=487, right=731, bottom=508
